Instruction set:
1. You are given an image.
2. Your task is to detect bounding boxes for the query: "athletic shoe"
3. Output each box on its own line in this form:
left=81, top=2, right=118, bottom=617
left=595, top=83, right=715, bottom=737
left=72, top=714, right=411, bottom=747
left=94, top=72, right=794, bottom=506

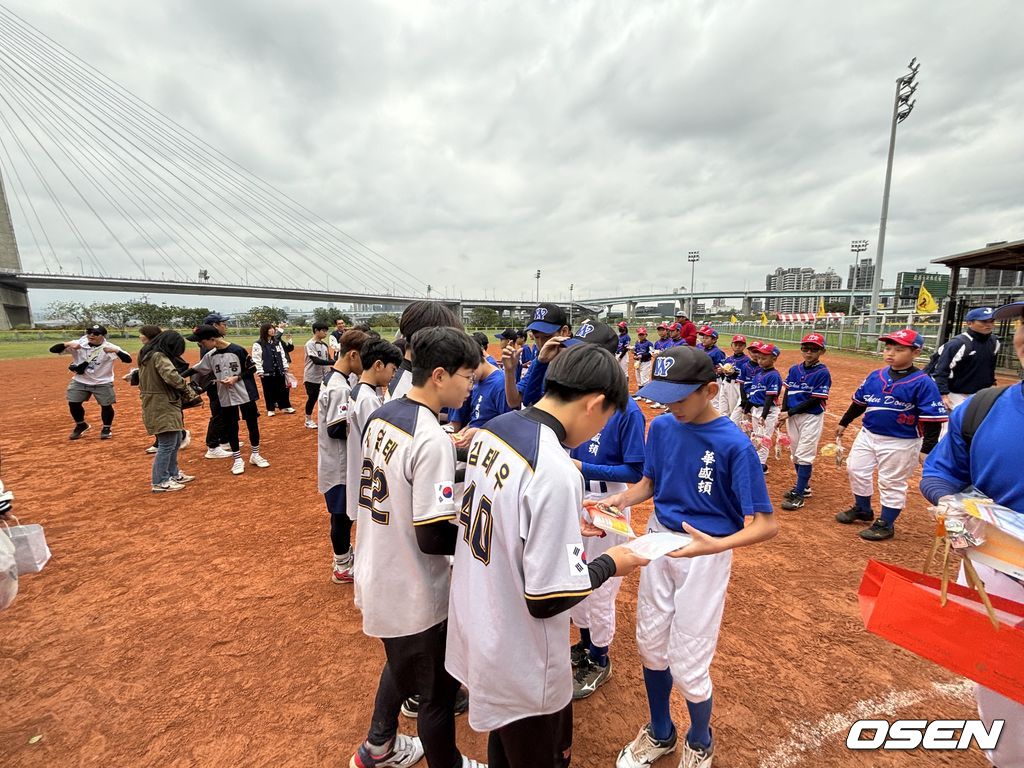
left=231, top=458, right=245, bottom=475
left=572, top=656, right=612, bottom=699
left=570, top=638, right=588, bottom=669
left=100, top=426, right=112, bottom=440
left=680, top=739, right=714, bottom=768
left=859, top=519, right=895, bottom=541
left=761, top=464, right=768, bottom=475
left=69, top=422, right=91, bottom=440
left=632, top=395, right=641, bottom=401
left=173, top=473, right=196, bottom=484
left=780, top=495, right=805, bottom=510
left=267, top=410, right=275, bottom=417
left=180, top=430, right=191, bottom=449
left=460, top=759, right=486, bottom=768
left=151, top=480, right=185, bottom=493
left=282, top=407, right=296, bottom=414
left=146, top=445, right=159, bottom=454
left=332, top=550, right=354, bottom=584
left=616, top=723, right=678, bottom=768
left=219, top=441, right=244, bottom=450
left=249, top=453, right=270, bottom=468
left=205, top=447, right=233, bottom=459
left=835, top=505, right=873, bottom=524
left=349, top=733, right=424, bottom=768
left=305, top=419, right=318, bottom=429
left=401, top=688, right=469, bottom=718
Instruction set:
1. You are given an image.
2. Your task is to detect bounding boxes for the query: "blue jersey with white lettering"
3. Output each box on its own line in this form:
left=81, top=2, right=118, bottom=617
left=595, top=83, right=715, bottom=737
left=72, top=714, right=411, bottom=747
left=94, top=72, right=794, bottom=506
left=784, top=362, right=832, bottom=416
left=725, top=352, right=754, bottom=383
left=617, top=333, right=631, bottom=357
left=643, top=414, right=774, bottom=536
left=852, top=367, right=948, bottom=439
left=455, top=368, right=511, bottom=428
left=653, top=338, right=673, bottom=352
left=922, top=383, right=1024, bottom=512
left=571, top=398, right=646, bottom=483
left=703, top=344, right=726, bottom=368
left=747, top=367, right=782, bottom=407
left=634, top=339, right=654, bottom=361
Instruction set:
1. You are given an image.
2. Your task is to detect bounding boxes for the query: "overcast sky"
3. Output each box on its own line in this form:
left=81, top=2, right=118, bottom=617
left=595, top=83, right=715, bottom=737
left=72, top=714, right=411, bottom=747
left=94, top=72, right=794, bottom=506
left=2, top=0, right=1022, bottom=312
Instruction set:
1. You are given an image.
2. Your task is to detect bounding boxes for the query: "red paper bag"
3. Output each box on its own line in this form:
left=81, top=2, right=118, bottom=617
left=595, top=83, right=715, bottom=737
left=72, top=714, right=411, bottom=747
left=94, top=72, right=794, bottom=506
left=858, top=559, right=1024, bottom=704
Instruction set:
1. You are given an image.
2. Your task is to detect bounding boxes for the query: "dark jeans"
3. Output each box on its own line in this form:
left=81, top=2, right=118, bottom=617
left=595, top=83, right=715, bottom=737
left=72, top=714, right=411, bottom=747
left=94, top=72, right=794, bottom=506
left=261, top=374, right=291, bottom=411
left=205, top=385, right=226, bottom=448
left=366, top=621, right=462, bottom=768
left=304, top=381, right=320, bottom=416
left=488, top=703, right=573, bottom=768
left=221, top=401, right=260, bottom=451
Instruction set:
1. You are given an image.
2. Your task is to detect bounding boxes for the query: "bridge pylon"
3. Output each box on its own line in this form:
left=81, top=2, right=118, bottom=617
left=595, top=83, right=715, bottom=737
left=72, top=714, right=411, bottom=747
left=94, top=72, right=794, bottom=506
left=0, top=171, right=32, bottom=329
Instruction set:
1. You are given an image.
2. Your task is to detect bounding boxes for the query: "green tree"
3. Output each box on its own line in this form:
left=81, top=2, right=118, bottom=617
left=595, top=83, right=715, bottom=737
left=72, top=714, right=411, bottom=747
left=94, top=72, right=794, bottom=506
left=367, top=313, right=400, bottom=328
left=94, top=302, right=137, bottom=335
left=173, top=306, right=214, bottom=329
left=241, top=305, right=289, bottom=327
left=45, top=301, right=96, bottom=327
left=127, top=301, right=175, bottom=328
left=469, top=306, right=501, bottom=327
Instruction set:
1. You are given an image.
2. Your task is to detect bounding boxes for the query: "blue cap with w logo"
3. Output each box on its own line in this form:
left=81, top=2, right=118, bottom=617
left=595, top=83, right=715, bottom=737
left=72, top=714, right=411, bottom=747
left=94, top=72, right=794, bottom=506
left=637, top=346, right=716, bottom=404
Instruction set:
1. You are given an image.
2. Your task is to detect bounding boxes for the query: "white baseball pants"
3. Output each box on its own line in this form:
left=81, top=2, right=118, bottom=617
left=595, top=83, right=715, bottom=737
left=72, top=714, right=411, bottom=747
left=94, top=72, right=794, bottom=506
left=940, top=392, right=969, bottom=439
left=717, top=379, right=741, bottom=421
left=570, top=481, right=629, bottom=648
left=845, top=428, right=921, bottom=510
left=751, top=406, right=780, bottom=464
left=729, top=397, right=750, bottom=429
left=786, top=412, right=824, bottom=465
left=956, top=562, right=1024, bottom=768
left=637, top=360, right=653, bottom=389
left=635, top=517, right=733, bottom=702
left=619, top=354, right=630, bottom=381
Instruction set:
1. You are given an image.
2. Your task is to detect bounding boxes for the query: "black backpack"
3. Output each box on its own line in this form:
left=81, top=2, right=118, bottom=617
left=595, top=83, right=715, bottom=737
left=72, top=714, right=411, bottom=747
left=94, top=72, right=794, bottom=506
left=960, top=385, right=1013, bottom=453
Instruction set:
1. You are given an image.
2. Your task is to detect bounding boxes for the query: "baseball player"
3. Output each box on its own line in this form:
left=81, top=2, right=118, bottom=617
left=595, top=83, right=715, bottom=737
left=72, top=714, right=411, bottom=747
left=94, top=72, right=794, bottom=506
left=633, top=327, right=654, bottom=395
left=833, top=329, right=947, bottom=541
left=746, top=343, right=782, bottom=474
left=349, top=327, right=483, bottom=768
left=303, top=323, right=333, bottom=428
left=666, top=323, right=687, bottom=347
left=450, top=345, right=511, bottom=439
left=515, top=329, right=535, bottom=382
left=196, top=313, right=235, bottom=458
left=616, top=322, right=632, bottom=380
left=778, top=333, right=831, bottom=510
left=730, top=340, right=762, bottom=431
left=445, top=343, right=649, bottom=768
left=385, top=301, right=462, bottom=403
left=502, top=303, right=572, bottom=409
left=719, top=335, right=752, bottom=426
left=652, top=323, right=671, bottom=354
left=50, top=324, right=132, bottom=440
left=696, top=327, right=725, bottom=369
left=921, top=299, right=1024, bottom=768
left=317, top=329, right=369, bottom=584
left=604, top=345, right=778, bottom=768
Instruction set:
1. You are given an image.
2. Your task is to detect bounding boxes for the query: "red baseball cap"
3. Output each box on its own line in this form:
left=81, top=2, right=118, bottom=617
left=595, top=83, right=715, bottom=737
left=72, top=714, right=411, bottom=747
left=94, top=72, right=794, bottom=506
left=801, top=332, right=826, bottom=349
left=637, top=326, right=648, bottom=335
left=759, top=343, right=781, bottom=357
left=668, top=322, right=682, bottom=332
left=732, top=334, right=747, bottom=343
left=656, top=322, right=669, bottom=330
left=748, top=340, right=763, bottom=352
left=878, top=328, right=924, bottom=349
left=617, top=321, right=628, bottom=329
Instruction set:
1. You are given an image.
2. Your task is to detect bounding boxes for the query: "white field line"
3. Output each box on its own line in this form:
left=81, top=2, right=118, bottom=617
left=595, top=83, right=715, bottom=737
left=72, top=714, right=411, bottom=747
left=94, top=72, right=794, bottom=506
left=756, top=679, right=974, bottom=768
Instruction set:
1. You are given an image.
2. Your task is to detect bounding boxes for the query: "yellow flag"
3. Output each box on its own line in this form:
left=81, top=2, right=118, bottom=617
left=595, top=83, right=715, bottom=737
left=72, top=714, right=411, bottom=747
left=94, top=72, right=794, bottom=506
left=916, top=283, right=938, bottom=313
left=730, top=314, right=739, bottom=323
left=816, top=297, right=826, bottom=317
left=760, top=312, right=768, bottom=325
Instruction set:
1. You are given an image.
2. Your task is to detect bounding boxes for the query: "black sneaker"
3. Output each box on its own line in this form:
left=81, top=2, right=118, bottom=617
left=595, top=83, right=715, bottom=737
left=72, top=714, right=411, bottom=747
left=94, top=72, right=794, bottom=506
left=572, top=656, right=612, bottom=700
left=761, top=464, right=769, bottom=475
left=835, top=505, right=873, bottom=524
left=859, top=519, right=895, bottom=541
left=781, top=494, right=805, bottom=510
left=69, top=422, right=90, bottom=440
left=100, top=426, right=112, bottom=440
left=570, top=638, right=588, bottom=669
left=784, top=487, right=813, bottom=501
left=400, top=688, right=469, bottom=719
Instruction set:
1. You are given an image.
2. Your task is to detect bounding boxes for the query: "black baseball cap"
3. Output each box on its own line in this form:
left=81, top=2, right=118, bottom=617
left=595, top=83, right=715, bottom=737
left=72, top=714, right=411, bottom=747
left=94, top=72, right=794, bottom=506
left=563, top=320, right=618, bottom=354
left=525, top=303, right=569, bottom=335
left=495, top=327, right=517, bottom=341
left=636, top=346, right=715, bottom=404
left=84, top=324, right=107, bottom=336
left=186, top=326, right=224, bottom=342
left=203, top=313, right=232, bottom=325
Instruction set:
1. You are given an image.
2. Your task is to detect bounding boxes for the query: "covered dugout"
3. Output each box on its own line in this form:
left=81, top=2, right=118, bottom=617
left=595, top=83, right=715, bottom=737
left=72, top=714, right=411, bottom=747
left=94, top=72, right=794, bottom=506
left=932, top=239, right=1024, bottom=375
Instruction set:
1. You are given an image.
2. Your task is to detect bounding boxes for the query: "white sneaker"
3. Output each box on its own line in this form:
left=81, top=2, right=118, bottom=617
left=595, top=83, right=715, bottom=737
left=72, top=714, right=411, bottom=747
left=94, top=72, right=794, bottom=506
left=152, top=480, right=185, bottom=493
left=305, top=419, right=318, bottom=429
left=267, top=410, right=275, bottom=417
left=180, top=430, right=191, bottom=449
left=145, top=445, right=158, bottom=454
left=349, top=734, right=423, bottom=768
left=461, top=758, right=487, bottom=768
left=680, top=740, right=713, bottom=768
left=616, top=724, right=678, bottom=768
left=205, top=447, right=232, bottom=459
left=283, top=407, right=296, bottom=414
left=173, top=473, right=196, bottom=484
left=231, top=458, right=245, bottom=475
left=249, top=453, right=270, bottom=468
left=332, top=550, right=354, bottom=584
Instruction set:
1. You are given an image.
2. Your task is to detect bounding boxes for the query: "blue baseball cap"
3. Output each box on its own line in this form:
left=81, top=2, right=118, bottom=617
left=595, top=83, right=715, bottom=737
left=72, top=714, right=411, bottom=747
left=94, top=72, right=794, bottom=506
left=636, top=346, right=716, bottom=404
left=993, top=301, right=1024, bottom=320
left=524, top=303, right=569, bottom=335
left=203, top=313, right=232, bottom=325
left=965, top=307, right=995, bottom=322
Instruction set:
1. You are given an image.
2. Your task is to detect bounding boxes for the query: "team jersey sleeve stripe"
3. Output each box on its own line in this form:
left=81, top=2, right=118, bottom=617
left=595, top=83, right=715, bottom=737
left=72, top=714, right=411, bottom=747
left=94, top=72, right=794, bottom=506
left=412, top=513, right=457, bottom=526
left=524, top=588, right=592, bottom=601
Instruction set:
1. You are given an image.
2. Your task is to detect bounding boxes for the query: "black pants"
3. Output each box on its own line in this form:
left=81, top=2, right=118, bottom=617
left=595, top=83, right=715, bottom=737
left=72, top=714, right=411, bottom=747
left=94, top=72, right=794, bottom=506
left=205, top=385, right=227, bottom=448
left=488, top=703, right=573, bottom=768
left=221, top=401, right=260, bottom=452
left=304, top=381, right=320, bottom=416
left=261, top=374, right=291, bottom=411
left=366, top=621, right=462, bottom=768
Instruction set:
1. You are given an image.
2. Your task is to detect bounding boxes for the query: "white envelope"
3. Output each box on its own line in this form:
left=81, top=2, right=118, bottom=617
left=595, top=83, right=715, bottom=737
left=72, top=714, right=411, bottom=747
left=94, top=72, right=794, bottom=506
left=626, top=531, right=693, bottom=560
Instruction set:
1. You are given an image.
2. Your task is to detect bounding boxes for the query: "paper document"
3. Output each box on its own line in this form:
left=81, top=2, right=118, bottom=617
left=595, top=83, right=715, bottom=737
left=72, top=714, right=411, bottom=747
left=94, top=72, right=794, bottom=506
left=626, top=531, right=693, bottom=560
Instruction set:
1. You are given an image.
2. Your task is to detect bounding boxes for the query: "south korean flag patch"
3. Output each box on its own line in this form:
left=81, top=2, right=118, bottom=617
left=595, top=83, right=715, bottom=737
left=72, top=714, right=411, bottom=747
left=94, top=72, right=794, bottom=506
left=566, top=543, right=587, bottom=576
left=435, top=482, right=456, bottom=507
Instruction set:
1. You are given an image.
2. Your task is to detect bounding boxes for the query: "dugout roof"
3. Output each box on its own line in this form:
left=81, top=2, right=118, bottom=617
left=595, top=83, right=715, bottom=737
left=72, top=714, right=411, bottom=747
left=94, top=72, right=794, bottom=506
left=932, top=238, right=1024, bottom=271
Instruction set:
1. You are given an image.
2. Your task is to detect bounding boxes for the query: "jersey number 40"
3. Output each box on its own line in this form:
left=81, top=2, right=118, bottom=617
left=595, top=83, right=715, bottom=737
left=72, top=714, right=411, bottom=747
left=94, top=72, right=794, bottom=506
left=459, top=482, right=493, bottom=565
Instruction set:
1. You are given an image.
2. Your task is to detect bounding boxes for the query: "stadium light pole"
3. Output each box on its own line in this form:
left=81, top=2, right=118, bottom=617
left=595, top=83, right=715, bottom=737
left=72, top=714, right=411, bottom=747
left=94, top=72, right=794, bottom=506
left=870, top=58, right=919, bottom=331
left=848, top=239, right=869, bottom=315
left=569, top=283, right=574, bottom=327
left=687, top=251, right=700, bottom=317
left=535, top=270, right=541, bottom=303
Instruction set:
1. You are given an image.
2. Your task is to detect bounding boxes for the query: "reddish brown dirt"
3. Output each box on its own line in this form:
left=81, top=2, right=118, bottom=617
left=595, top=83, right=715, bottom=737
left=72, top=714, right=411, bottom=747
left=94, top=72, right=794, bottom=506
left=0, top=345, right=998, bottom=767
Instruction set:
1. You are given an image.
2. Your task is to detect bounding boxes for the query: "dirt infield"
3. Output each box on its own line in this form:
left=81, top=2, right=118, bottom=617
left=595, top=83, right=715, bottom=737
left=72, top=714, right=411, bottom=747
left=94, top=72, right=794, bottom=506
left=0, top=346, right=991, bottom=767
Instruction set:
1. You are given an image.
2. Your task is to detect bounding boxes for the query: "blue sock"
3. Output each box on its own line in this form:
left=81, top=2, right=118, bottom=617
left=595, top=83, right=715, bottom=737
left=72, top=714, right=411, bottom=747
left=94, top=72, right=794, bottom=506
left=642, top=667, right=675, bottom=742
left=854, top=494, right=873, bottom=514
left=685, top=696, right=713, bottom=750
left=880, top=505, right=901, bottom=525
left=579, top=627, right=591, bottom=647
left=795, top=464, right=812, bottom=496
left=589, top=643, right=609, bottom=667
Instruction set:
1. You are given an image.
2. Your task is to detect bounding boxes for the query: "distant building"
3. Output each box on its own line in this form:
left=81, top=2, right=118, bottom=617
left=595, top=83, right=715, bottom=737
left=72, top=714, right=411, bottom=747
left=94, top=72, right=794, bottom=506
left=963, top=266, right=1024, bottom=305
left=765, top=267, right=841, bottom=313
left=847, top=258, right=875, bottom=310
left=894, top=269, right=950, bottom=311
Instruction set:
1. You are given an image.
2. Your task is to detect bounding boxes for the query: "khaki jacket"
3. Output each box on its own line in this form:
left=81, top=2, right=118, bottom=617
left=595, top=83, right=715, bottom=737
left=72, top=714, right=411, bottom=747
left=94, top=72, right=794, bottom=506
left=139, top=351, right=189, bottom=435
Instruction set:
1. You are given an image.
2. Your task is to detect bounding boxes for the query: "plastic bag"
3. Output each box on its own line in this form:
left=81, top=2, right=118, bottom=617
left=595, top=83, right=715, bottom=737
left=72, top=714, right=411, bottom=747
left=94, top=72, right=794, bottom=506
left=4, top=517, right=51, bottom=574
left=285, top=371, right=299, bottom=389
left=0, top=527, right=17, bottom=611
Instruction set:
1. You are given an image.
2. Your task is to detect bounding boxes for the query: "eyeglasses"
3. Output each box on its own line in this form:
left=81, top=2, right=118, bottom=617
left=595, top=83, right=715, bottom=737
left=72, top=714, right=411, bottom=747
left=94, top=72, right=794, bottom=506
left=85, top=331, right=101, bottom=336
left=453, top=372, right=477, bottom=385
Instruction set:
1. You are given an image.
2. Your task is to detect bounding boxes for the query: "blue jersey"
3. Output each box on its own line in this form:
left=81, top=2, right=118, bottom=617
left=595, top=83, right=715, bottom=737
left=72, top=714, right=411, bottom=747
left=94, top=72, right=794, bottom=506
left=617, top=333, right=631, bottom=357
left=668, top=338, right=688, bottom=348
left=455, top=368, right=511, bottom=429
left=725, top=352, right=754, bottom=383
left=517, top=357, right=548, bottom=407
left=784, top=362, right=832, bottom=416
left=923, top=383, right=1024, bottom=512
left=634, top=339, right=654, bottom=361
left=747, top=367, right=782, bottom=407
left=852, top=368, right=948, bottom=439
left=517, top=344, right=535, bottom=383
left=570, top=399, right=646, bottom=484
left=703, top=344, right=726, bottom=368
left=653, top=338, right=673, bottom=352
left=643, top=415, right=774, bottom=536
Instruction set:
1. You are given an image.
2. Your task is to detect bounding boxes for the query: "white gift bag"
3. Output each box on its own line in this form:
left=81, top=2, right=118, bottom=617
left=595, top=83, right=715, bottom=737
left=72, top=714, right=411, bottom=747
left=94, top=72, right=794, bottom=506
left=3, top=516, right=51, bottom=574
left=0, top=525, right=18, bottom=610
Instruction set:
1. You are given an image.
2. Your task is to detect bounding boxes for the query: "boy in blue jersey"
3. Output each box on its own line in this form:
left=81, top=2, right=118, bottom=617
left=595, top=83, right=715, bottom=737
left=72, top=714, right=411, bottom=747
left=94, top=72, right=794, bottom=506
left=450, top=344, right=511, bottom=445
left=502, top=303, right=572, bottom=409
left=921, top=301, right=1024, bottom=768
left=633, top=327, right=655, bottom=397
left=720, top=334, right=751, bottom=426
left=746, top=344, right=783, bottom=474
left=616, top=322, right=632, bottom=382
left=604, top=346, right=778, bottom=768
left=649, top=324, right=674, bottom=409
left=515, top=329, right=535, bottom=381
left=779, top=333, right=831, bottom=510
left=696, top=326, right=726, bottom=370
left=559, top=322, right=648, bottom=699
left=834, top=329, right=947, bottom=541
